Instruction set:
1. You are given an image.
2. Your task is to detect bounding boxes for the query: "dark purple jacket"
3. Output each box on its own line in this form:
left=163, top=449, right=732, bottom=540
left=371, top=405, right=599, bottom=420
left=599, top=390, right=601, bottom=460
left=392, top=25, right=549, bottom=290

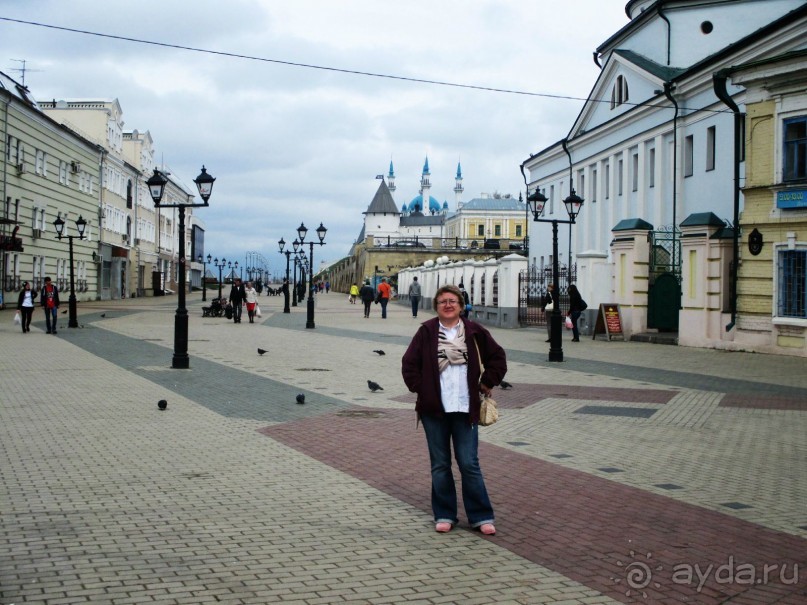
left=401, top=317, right=507, bottom=425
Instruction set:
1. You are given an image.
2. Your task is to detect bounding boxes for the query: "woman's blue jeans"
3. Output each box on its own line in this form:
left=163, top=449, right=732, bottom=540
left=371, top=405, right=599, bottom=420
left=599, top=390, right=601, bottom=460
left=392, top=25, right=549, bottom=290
left=421, top=412, right=494, bottom=527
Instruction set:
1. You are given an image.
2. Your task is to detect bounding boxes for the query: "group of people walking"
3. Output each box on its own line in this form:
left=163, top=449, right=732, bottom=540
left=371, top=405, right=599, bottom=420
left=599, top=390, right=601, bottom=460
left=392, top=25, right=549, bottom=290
left=227, top=278, right=260, bottom=323
left=15, top=277, right=61, bottom=334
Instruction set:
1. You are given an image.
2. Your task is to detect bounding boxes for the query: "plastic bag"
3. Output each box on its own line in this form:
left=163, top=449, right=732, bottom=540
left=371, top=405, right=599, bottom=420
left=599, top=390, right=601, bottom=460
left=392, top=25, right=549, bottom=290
left=565, top=315, right=573, bottom=330
left=14, top=311, right=21, bottom=325
left=255, top=304, right=262, bottom=318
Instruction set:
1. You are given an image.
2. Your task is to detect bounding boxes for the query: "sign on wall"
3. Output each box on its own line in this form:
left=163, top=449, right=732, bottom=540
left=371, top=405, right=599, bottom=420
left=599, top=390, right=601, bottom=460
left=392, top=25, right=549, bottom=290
left=776, top=190, right=807, bottom=209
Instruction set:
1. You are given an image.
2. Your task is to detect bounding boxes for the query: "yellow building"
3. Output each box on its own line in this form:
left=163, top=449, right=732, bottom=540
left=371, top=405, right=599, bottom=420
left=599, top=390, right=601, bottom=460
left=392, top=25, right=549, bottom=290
left=730, top=50, right=807, bottom=356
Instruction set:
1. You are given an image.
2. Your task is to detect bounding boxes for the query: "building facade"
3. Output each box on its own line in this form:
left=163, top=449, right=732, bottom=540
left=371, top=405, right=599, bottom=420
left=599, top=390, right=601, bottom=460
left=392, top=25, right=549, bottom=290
left=522, top=0, right=807, bottom=351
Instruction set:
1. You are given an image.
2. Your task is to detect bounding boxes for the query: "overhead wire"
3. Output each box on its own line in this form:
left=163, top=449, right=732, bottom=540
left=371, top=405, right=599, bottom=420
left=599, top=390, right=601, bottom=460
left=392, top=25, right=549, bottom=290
left=0, top=16, right=732, bottom=115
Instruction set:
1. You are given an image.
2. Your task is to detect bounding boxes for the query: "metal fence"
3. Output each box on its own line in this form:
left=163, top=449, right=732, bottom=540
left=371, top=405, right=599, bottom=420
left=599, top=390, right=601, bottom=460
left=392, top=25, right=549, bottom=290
left=518, top=264, right=577, bottom=326
left=371, top=236, right=526, bottom=252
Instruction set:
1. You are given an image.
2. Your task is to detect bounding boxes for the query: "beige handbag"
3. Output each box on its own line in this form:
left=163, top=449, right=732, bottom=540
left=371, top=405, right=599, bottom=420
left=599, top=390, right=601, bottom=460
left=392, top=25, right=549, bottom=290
left=474, top=339, right=499, bottom=426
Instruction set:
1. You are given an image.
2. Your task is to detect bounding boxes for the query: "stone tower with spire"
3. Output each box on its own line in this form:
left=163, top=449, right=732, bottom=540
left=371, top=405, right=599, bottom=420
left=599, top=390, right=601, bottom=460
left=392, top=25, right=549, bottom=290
left=419, top=156, right=431, bottom=214
left=387, top=159, right=396, bottom=201
left=454, top=161, right=464, bottom=210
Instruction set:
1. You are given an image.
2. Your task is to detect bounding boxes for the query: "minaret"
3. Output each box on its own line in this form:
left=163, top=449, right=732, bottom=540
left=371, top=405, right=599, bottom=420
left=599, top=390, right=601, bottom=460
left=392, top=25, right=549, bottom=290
left=420, top=156, right=431, bottom=213
left=387, top=159, right=396, bottom=200
left=454, top=160, right=464, bottom=209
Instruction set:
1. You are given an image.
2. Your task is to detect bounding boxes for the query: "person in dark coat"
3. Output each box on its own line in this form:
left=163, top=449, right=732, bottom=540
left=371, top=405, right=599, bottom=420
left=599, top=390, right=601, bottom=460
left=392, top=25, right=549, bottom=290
left=40, top=276, right=60, bottom=334
left=16, top=281, right=38, bottom=333
left=567, top=284, right=587, bottom=342
left=401, top=284, right=507, bottom=536
left=228, top=278, right=247, bottom=323
left=542, top=284, right=556, bottom=342
left=359, top=279, right=375, bottom=318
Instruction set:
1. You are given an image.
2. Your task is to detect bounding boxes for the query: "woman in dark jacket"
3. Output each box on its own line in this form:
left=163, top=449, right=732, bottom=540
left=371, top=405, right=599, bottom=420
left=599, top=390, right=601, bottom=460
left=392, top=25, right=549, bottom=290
left=567, top=284, right=587, bottom=342
left=401, top=284, right=507, bottom=535
left=16, top=281, right=38, bottom=333
left=359, top=280, right=375, bottom=318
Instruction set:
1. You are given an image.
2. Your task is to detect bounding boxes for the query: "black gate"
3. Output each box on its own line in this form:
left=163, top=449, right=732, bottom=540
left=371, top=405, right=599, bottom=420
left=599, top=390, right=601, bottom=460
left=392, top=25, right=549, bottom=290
left=647, top=227, right=681, bottom=331
left=518, top=264, right=576, bottom=326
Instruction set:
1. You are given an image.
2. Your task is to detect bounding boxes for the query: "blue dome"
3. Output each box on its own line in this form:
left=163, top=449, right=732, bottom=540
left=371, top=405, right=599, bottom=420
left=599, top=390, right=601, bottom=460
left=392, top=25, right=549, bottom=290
left=407, top=194, right=441, bottom=213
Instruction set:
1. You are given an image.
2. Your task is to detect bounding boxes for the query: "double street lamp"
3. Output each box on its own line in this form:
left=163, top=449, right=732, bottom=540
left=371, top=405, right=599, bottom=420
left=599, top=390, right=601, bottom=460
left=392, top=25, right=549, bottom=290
left=199, top=254, right=209, bottom=302
left=277, top=238, right=291, bottom=313
left=527, top=187, right=584, bottom=362
left=212, top=257, right=227, bottom=299
left=146, top=165, right=216, bottom=369
left=297, top=222, right=327, bottom=329
left=53, top=214, right=87, bottom=328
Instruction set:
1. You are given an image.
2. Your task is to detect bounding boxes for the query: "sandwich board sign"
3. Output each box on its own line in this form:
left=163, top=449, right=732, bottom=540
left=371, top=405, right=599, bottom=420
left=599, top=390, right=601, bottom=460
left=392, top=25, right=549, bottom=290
left=593, top=303, right=624, bottom=341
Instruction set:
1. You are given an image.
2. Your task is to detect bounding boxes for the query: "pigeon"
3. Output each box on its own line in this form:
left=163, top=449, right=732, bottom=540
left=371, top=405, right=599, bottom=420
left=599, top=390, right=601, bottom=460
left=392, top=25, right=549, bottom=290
left=368, top=380, right=384, bottom=392
left=257, top=348, right=267, bottom=356
left=373, top=350, right=386, bottom=356
left=61, top=309, right=67, bottom=314
left=157, top=399, right=168, bottom=411
left=100, top=313, right=106, bottom=318
left=296, top=394, right=305, bottom=405
left=500, top=380, right=513, bottom=390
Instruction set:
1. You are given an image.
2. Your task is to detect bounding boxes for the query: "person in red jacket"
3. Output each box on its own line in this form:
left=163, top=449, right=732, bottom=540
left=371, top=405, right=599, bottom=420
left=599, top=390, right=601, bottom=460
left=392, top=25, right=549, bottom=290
left=40, top=276, right=60, bottom=334
left=401, top=284, right=507, bottom=535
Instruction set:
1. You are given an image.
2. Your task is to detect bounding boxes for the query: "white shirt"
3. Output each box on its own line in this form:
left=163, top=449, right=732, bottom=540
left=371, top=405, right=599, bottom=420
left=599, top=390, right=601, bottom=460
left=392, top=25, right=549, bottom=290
left=438, top=321, right=469, bottom=413
left=21, top=291, right=34, bottom=308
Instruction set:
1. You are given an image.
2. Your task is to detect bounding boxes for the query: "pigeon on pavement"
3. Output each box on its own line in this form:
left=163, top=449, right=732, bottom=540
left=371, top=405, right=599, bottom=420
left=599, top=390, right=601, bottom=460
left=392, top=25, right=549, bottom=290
left=500, top=380, right=513, bottom=390
left=373, top=350, right=385, bottom=355
left=368, top=380, right=384, bottom=392
left=157, top=399, right=168, bottom=410
left=61, top=309, right=67, bottom=314
left=100, top=313, right=106, bottom=317
left=296, top=394, right=305, bottom=404
left=257, top=348, right=267, bottom=355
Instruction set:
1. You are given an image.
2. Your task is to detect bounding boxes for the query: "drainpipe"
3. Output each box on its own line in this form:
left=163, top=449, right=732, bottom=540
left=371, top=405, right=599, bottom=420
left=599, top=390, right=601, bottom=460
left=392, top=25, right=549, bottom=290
left=658, top=1, right=672, bottom=66
left=1, top=94, right=10, bottom=305
left=561, top=138, right=574, bottom=276
left=663, top=82, right=679, bottom=280
left=713, top=69, right=744, bottom=333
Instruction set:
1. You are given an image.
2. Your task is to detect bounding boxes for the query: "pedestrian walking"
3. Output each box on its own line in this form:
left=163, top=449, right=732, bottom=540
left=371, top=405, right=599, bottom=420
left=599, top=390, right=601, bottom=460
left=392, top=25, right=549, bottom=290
left=40, top=276, right=60, bottom=334
left=408, top=276, right=422, bottom=317
left=349, top=282, right=359, bottom=304
left=359, top=279, right=375, bottom=318
left=377, top=277, right=392, bottom=319
left=281, top=278, right=290, bottom=309
left=244, top=281, right=258, bottom=323
left=458, top=282, right=471, bottom=319
left=16, top=281, right=37, bottom=333
left=543, top=284, right=556, bottom=342
left=567, top=284, right=588, bottom=342
left=401, top=284, right=507, bottom=535
left=229, top=277, right=246, bottom=323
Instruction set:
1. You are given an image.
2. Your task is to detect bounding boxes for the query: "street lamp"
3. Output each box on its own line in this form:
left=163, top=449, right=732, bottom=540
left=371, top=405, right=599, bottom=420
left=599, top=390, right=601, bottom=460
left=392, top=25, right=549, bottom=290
left=53, top=214, right=87, bottom=328
left=297, top=221, right=326, bottom=329
left=146, top=165, right=216, bottom=369
left=527, top=187, right=583, bottom=362
left=213, top=257, right=226, bottom=299
left=278, top=238, right=291, bottom=313
left=199, top=254, right=210, bottom=302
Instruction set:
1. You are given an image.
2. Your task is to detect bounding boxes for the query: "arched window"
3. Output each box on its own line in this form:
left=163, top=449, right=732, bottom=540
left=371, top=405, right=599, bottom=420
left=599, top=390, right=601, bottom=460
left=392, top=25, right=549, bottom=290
left=610, top=75, right=629, bottom=109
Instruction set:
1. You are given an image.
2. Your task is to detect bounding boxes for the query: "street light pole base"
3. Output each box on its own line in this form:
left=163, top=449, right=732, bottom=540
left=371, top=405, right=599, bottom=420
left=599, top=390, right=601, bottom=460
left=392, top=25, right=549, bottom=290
left=171, top=356, right=190, bottom=369
left=306, top=297, right=315, bottom=328
left=548, top=312, right=564, bottom=362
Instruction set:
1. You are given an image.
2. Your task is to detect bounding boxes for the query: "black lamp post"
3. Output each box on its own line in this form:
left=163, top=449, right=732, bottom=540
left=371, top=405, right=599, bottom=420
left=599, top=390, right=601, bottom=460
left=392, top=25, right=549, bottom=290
left=146, top=165, right=215, bottom=369
left=278, top=238, right=291, bottom=313
left=291, top=239, right=301, bottom=306
left=297, top=222, right=326, bottom=329
left=213, top=257, right=226, bottom=299
left=527, top=187, right=583, bottom=362
left=53, top=214, right=87, bottom=328
left=199, top=254, right=209, bottom=302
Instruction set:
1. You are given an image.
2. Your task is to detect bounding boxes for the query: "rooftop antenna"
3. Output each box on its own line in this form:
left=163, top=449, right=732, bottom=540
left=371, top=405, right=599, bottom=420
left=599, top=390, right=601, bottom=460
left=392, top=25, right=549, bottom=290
left=9, top=59, right=43, bottom=87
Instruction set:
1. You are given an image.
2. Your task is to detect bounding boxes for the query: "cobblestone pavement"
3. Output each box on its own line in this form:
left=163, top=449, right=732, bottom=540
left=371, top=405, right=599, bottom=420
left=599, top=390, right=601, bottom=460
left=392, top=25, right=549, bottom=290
left=1, top=292, right=805, bottom=604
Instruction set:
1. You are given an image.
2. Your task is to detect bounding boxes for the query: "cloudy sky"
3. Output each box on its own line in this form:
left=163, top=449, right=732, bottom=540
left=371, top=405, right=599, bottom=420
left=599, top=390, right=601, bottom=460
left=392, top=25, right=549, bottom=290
left=0, top=1, right=629, bottom=278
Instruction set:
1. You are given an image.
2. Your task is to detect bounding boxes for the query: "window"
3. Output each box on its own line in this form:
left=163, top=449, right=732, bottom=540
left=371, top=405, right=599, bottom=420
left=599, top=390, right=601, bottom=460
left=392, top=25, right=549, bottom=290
left=618, top=160, right=624, bottom=196
left=592, top=169, right=598, bottom=202
left=605, top=164, right=610, bottom=199
left=59, top=160, right=69, bottom=185
left=706, top=126, right=716, bottom=171
left=684, top=135, right=694, bottom=177
left=515, top=225, right=522, bottom=237
left=127, top=179, right=133, bottom=208
left=549, top=185, right=555, bottom=214
left=632, top=153, right=639, bottom=191
left=477, top=224, right=484, bottom=237
left=610, top=75, right=629, bottom=109
left=494, top=224, right=501, bottom=237
left=784, top=117, right=807, bottom=182
left=777, top=249, right=806, bottom=318
left=35, top=149, right=46, bottom=175
left=648, top=148, right=656, bottom=188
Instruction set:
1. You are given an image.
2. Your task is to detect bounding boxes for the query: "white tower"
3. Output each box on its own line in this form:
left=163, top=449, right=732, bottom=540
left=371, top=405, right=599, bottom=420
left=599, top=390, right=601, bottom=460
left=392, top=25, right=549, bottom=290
left=454, top=161, right=464, bottom=209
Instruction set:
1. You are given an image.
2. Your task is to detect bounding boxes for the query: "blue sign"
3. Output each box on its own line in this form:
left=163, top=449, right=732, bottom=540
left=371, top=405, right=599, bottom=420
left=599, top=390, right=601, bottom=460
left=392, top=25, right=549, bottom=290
left=777, top=189, right=807, bottom=209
